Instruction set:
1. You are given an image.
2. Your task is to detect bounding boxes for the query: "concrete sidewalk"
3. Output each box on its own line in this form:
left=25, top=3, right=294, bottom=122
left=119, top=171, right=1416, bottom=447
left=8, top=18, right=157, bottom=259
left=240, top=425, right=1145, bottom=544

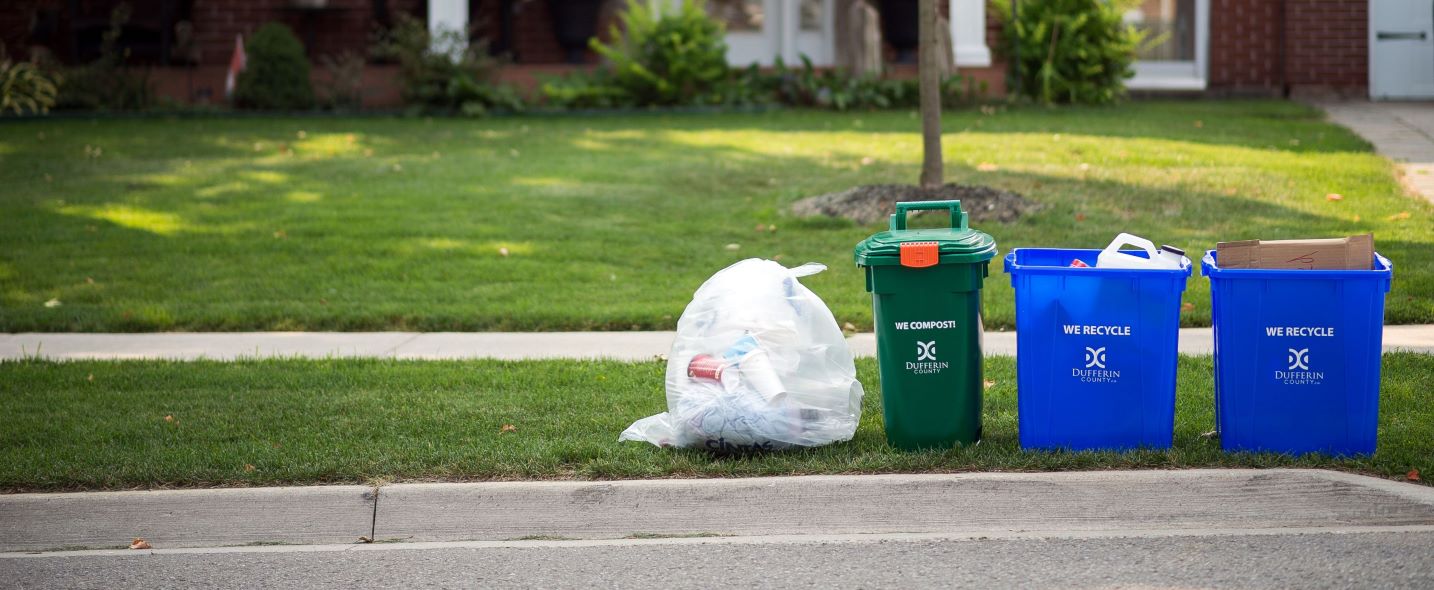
left=1319, top=100, right=1434, bottom=202
left=3, top=325, right=1433, bottom=361
left=3, top=469, right=1432, bottom=554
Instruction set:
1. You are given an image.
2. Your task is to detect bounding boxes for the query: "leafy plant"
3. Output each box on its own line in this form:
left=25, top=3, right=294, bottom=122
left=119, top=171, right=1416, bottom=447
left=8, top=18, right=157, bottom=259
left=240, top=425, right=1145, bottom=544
left=234, top=23, right=315, bottom=110
left=992, top=0, right=1145, bottom=104
left=371, top=13, right=521, bottom=115
left=55, top=3, right=153, bottom=111
left=0, top=45, right=60, bottom=115
left=589, top=0, right=730, bottom=106
left=319, top=51, right=366, bottom=110
left=769, top=55, right=981, bottom=111
left=540, top=69, right=636, bottom=109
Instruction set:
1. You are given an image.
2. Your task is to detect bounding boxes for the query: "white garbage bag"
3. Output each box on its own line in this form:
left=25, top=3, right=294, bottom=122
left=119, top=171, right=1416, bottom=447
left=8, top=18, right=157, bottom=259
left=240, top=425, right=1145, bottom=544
left=620, top=259, right=864, bottom=452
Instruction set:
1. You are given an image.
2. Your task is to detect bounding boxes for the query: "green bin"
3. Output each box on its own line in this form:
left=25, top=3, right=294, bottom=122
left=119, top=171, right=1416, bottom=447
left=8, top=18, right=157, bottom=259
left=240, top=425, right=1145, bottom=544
left=854, top=200, right=997, bottom=450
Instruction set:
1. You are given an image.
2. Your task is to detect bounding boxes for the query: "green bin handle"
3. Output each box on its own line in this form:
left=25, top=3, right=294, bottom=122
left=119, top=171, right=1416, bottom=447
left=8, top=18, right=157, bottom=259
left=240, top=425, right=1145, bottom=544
left=890, top=200, right=967, bottom=231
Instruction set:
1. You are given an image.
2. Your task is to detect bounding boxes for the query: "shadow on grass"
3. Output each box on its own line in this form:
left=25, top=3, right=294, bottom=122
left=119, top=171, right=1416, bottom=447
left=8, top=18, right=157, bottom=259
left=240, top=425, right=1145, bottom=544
left=0, top=103, right=1429, bottom=331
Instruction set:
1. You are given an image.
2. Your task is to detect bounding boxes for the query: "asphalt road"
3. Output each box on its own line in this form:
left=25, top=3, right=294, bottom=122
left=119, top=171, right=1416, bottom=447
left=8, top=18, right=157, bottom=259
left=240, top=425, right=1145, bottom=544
left=5, top=531, right=1433, bottom=589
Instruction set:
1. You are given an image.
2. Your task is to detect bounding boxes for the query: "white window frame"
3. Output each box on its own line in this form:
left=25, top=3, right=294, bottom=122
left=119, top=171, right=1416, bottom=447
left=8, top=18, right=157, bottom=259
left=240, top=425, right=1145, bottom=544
left=1127, top=0, right=1209, bottom=91
left=950, top=0, right=992, bottom=67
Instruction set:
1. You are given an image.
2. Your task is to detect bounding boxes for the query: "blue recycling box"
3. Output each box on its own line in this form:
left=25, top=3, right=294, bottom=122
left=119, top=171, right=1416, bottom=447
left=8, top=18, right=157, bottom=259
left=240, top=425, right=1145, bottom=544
left=1202, top=251, right=1393, bottom=456
left=1004, top=249, right=1191, bottom=451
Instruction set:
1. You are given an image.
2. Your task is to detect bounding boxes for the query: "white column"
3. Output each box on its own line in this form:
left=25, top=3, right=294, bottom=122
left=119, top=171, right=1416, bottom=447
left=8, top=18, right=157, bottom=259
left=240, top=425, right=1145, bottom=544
left=428, top=0, right=469, bottom=57
left=779, top=0, right=798, bottom=64
left=949, top=0, right=991, bottom=67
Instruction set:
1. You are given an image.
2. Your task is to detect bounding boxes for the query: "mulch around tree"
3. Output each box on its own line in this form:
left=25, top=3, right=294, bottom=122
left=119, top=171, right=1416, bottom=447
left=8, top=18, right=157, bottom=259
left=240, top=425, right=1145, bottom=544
left=790, top=183, right=1041, bottom=225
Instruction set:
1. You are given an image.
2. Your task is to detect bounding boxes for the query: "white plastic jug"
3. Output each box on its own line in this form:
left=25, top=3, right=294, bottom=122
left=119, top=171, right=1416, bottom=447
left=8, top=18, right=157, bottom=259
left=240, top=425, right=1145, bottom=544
left=1096, top=233, right=1186, bottom=270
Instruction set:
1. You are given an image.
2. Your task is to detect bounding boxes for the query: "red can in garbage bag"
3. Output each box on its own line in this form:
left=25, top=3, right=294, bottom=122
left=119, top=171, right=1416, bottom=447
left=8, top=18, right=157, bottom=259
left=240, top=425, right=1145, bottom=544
left=687, top=354, right=725, bottom=381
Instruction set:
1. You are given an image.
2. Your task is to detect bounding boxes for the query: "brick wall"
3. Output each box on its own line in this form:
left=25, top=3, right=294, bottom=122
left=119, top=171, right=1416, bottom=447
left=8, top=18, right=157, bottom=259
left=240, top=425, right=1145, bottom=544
left=1209, top=0, right=1281, bottom=91
left=190, top=0, right=428, bottom=65
left=1208, top=0, right=1368, bottom=94
left=1283, top=0, right=1366, bottom=88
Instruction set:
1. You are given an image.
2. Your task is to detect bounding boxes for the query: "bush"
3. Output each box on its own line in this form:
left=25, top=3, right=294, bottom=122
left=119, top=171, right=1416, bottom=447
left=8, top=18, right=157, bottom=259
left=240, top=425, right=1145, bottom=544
left=234, top=23, right=314, bottom=110
left=540, top=69, right=635, bottom=109
left=0, top=45, right=60, bottom=115
left=54, top=4, right=152, bottom=111
left=590, top=0, right=730, bottom=106
left=765, top=56, right=983, bottom=111
left=993, top=0, right=1144, bottom=104
left=319, top=51, right=366, bottom=110
left=371, top=13, right=521, bottom=115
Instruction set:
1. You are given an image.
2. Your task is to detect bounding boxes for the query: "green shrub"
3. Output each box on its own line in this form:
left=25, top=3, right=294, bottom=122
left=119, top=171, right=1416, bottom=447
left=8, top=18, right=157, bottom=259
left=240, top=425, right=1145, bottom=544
left=992, top=0, right=1144, bottom=104
left=540, top=69, right=636, bottom=109
left=768, top=56, right=983, bottom=111
left=590, top=0, right=730, bottom=106
left=55, top=3, right=152, bottom=111
left=234, top=23, right=314, bottom=110
left=371, top=13, right=521, bottom=115
left=0, top=46, right=60, bottom=115
left=319, top=51, right=366, bottom=111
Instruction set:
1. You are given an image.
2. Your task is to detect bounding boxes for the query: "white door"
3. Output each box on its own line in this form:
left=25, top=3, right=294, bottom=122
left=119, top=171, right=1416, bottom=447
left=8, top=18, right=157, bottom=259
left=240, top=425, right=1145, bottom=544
left=711, top=0, right=780, bottom=66
left=709, top=0, right=834, bottom=67
left=791, top=0, right=835, bottom=66
left=1370, top=0, right=1434, bottom=99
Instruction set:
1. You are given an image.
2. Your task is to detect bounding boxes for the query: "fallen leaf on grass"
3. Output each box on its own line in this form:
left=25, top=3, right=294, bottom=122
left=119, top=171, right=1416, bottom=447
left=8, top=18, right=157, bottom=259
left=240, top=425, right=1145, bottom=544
left=273, top=230, right=287, bottom=239
left=1387, top=211, right=1411, bottom=221
left=860, top=156, right=875, bottom=166
left=1200, top=430, right=1218, bottom=439
left=297, top=130, right=307, bottom=139
left=87, top=373, right=94, bottom=382
left=1181, top=302, right=1196, bottom=313
left=500, top=424, right=517, bottom=434
left=976, top=162, right=999, bottom=172
left=1193, top=120, right=1203, bottom=128
left=1409, top=469, right=1422, bottom=482
left=498, top=247, right=510, bottom=257
left=43, top=298, right=61, bottom=308
left=1326, top=193, right=1343, bottom=201
left=983, top=380, right=995, bottom=390
left=163, top=415, right=175, bottom=423
left=842, top=322, right=857, bottom=332
left=130, top=538, right=151, bottom=550
left=1222, top=188, right=1237, bottom=196
left=1074, top=213, right=1086, bottom=222
left=724, top=243, right=741, bottom=251
left=85, top=277, right=95, bottom=285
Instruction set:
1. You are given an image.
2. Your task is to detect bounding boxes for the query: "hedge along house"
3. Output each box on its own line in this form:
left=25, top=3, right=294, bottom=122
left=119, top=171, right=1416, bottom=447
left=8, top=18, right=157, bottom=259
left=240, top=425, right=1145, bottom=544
left=0, top=0, right=1427, bottom=106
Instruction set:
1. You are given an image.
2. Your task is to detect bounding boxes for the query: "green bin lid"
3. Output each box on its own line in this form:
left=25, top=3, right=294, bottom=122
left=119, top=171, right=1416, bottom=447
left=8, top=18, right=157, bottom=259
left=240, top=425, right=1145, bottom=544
left=853, top=200, right=997, bottom=267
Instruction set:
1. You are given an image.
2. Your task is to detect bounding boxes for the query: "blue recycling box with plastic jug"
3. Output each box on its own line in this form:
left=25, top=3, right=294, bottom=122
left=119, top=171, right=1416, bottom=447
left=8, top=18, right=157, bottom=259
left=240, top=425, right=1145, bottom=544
left=1004, top=247, right=1190, bottom=451
left=1202, top=251, right=1392, bottom=456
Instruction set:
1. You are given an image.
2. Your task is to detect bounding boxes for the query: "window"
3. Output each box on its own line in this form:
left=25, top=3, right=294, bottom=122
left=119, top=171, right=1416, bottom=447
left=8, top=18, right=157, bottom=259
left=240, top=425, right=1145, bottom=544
left=1125, top=0, right=1208, bottom=90
left=709, top=0, right=763, bottom=32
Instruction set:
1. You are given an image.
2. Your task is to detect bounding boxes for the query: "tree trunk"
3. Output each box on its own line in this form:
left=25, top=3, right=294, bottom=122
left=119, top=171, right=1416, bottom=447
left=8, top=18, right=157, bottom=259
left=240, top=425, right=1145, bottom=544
left=918, top=0, right=942, bottom=188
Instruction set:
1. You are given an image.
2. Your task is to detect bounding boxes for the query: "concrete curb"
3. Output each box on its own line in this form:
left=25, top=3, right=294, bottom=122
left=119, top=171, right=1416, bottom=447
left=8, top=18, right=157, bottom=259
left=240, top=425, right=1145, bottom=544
left=3, top=325, right=1433, bottom=361
left=4, top=469, right=1432, bottom=553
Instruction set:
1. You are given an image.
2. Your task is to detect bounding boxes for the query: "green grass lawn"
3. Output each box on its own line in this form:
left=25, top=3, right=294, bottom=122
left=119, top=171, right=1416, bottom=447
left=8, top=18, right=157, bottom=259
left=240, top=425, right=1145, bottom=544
left=2, top=100, right=1431, bottom=332
left=2, top=354, right=1429, bottom=491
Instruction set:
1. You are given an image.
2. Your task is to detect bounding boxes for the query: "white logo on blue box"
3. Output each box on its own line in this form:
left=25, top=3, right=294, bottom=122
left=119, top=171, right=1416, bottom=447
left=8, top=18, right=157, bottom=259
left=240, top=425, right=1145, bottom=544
left=1073, top=346, right=1119, bottom=383
left=1287, top=348, right=1310, bottom=370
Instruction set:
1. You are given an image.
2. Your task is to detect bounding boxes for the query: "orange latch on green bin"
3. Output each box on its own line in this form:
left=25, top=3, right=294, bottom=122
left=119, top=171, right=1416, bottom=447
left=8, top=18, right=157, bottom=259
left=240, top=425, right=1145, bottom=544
left=900, top=242, right=940, bottom=268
